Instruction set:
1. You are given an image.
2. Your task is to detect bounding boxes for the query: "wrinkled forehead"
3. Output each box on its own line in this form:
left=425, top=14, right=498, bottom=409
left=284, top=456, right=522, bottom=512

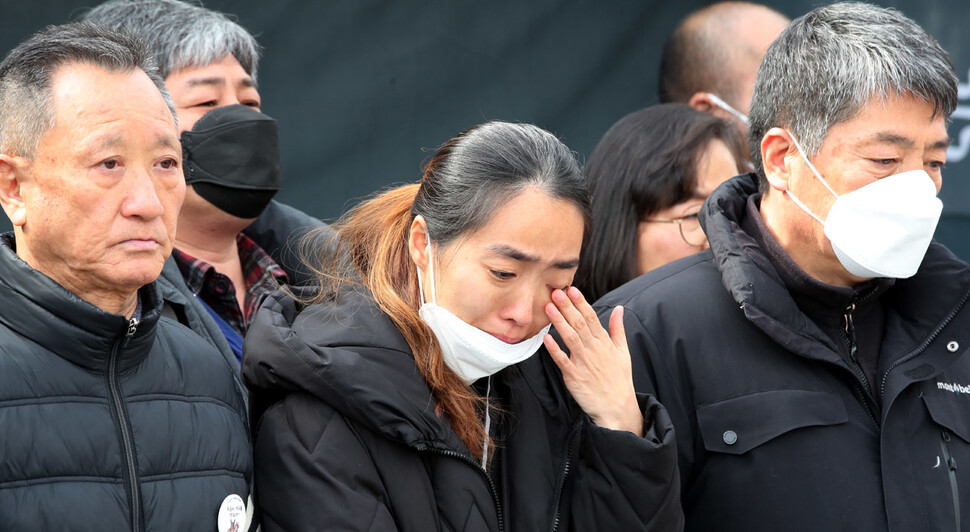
left=45, top=63, right=177, bottom=142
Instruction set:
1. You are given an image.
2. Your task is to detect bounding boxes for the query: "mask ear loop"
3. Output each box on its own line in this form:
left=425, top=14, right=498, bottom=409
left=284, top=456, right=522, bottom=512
left=415, top=238, right=437, bottom=306
left=785, top=132, right=839, bottom=225
left=482, top=375, right=491, bottom=469
left=426, top=241, right=437, bottom=305
left=706, top=93, right=749, bottom=125
left=788, top=133, right=839, bottom=198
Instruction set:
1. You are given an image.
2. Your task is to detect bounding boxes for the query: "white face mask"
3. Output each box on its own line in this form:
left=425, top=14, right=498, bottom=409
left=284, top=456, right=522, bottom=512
left=706, top=93, right=749, bottom=125
left=786, top=133, right=943, bottom=279
left=416, top=241, right=550, bottom=385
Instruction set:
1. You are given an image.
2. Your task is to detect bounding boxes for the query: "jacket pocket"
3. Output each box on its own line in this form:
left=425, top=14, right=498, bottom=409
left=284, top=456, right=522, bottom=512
left=924, top=394, right=970, bottom=444
left=696, top=389, right=848, bottom=455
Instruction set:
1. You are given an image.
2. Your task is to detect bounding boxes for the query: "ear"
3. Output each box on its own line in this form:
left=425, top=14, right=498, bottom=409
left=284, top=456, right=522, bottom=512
left=760, top=127, right=797, bottom=193
left=687, top=92, right=715, bottom=113
left=0, top=154, right=28, bottom=227
left=407, top=215, right=431, bottom=271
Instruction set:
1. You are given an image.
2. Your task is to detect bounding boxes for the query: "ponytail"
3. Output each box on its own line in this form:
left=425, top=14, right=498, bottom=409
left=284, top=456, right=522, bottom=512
left=305, top=184, right=490, bottom=461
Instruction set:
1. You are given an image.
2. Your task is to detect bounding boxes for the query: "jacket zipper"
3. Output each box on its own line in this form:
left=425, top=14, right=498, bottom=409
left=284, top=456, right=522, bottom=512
left=550, top=418, right=584, bottom=532
left=879, top=287, right=970, bottom=400
left=844, top=302, right=879, bottom=428
left=424, top=447, right=504, bottom=532
left=941, top=428, right=961, bottom=531
left=107, top=318, right=143, bottom=532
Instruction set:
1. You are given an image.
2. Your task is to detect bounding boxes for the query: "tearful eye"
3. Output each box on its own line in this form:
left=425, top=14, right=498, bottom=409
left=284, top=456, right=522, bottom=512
left=490, top=269, right=515, bottom=281
left=158, top=158, right=178, bottom=170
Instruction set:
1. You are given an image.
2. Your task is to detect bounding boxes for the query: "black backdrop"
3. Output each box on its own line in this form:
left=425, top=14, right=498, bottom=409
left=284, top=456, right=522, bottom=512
left=3, top=0, right=970, bottom=258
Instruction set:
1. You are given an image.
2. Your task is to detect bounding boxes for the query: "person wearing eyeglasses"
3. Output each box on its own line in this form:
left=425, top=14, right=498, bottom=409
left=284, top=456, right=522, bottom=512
left=576, top=103, right=744, bottom=302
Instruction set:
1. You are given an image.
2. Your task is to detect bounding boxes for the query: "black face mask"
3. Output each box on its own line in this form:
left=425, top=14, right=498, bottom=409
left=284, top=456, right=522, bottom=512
left=181, top=104, right=283, bottom=219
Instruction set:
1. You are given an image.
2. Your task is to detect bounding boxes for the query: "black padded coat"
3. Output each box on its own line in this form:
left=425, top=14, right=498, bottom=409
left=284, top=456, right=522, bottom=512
left=0, top=234, right=253, bottom=531
left=596, top=174, right=970, bottom=531
left=243, top=287, right=683, bottom=531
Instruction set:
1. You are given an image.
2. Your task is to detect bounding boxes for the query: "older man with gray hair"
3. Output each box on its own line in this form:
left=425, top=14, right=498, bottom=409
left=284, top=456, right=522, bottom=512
left=0, top=22, right=252, bottom=530
left=598, top=3, right=969, bottom=530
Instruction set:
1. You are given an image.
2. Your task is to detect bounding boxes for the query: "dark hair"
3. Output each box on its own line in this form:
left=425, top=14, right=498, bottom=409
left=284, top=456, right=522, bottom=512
left=414, top=121, right=591, bottom=248
left=309, top=121, right=590, bottom=461
left=749, top=2, right=957, bottom=191
left=0, top=21, right=174, bottom=157
left=576, top=104, right=743, bottom=301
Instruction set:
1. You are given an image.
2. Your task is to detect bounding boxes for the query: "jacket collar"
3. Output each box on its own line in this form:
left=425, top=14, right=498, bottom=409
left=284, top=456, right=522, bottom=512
left=243, top=286, right=472, bottom=455
left=700, top=174, right=970, bottom=369
left=0, top=233, right=160, bottom=372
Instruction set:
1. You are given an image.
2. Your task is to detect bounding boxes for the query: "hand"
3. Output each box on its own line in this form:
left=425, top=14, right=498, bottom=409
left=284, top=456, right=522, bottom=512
left=543, top=286, right=643, bottom=436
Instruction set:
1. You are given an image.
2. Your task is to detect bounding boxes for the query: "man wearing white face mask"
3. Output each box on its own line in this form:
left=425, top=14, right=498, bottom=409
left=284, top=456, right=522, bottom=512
left=598, top=3, right=970, bottom=531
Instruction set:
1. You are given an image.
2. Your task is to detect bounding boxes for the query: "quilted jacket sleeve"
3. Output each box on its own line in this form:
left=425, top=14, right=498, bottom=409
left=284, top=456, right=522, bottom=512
left=563, top=392, right=684, bottom=531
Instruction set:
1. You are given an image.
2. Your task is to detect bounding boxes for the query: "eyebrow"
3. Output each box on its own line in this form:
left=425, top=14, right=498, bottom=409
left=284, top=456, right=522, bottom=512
left=88, top=133, right=179, bottom=154
left=92, top=134, right=123, bottom=153
left=153, top=134, right=180, bottom=151
left=870, top=132, right=950, bottom=151
left=184, top=76, right=257, bottom=90
left=487, top=244, right=580, bottom=270
left=929, top=138, right=951, bottom=151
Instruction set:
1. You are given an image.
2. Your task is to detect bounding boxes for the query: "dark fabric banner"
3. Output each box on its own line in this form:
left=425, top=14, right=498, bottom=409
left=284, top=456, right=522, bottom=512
left=2, top=0, right=970, bottom=259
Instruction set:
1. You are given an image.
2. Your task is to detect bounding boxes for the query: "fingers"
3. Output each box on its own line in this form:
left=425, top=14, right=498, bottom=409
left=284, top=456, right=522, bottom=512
left=567, top=286, right=612, bottom=340
left=549, top=290, right=593, bottom=349
left=551, top=287, right=610, bottom=343
left=545, top=300, right=583, bottom=356
left=543, top=333, right=574, bottom=374
left=608, top=305, right=628, bottom=351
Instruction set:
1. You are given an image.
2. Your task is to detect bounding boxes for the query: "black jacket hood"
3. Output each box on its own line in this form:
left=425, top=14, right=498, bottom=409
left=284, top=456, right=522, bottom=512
left=243, top=287, right=470, bottom=453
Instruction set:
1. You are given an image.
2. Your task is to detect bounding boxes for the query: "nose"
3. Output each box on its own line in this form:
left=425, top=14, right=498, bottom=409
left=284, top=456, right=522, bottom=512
left=121, top=167, right=165, bottom=220
left=499, top=285, right=540, bottom=331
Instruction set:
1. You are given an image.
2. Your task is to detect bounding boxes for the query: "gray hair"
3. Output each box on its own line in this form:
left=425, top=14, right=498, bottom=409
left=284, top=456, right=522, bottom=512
left=0, top=21, right=175, bottom=158
left=748, top=2, right=957, bottom=190
left=414, top=121, right=592, bottom=249
left=82, top=0, right=261, bottom=81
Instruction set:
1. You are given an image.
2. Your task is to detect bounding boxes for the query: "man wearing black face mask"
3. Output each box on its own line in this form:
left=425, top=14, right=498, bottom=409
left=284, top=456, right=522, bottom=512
left=171, top=104, right=290, bottom=361
left=83, top=0, right=334, bottom=366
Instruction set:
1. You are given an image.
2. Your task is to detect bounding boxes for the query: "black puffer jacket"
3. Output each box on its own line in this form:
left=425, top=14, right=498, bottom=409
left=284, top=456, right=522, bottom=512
left=595, top=173, right=970, bottom=531
left=0, top=234, right=252, bottom=531
left=243, top=287, right=682, bottom=531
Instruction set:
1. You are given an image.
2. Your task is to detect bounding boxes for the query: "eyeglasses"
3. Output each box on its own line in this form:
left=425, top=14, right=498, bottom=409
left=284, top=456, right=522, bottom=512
left=643, top=207, right=707, bottom=247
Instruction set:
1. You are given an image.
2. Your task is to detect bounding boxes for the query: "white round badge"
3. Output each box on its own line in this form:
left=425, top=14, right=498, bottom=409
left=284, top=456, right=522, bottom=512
left=217, top=494, right=247, bottom=532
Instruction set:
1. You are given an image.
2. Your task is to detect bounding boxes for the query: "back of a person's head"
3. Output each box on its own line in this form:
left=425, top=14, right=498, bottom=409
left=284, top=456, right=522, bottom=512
left=748, top=1, right=957, bottom=191
left=0, top=21, right=172, bottom=158
left=577, top=104, right=742, bottom=301
left=82, top=0, right=260, bottom=80
left=658, top=1, right=787, bottom=107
